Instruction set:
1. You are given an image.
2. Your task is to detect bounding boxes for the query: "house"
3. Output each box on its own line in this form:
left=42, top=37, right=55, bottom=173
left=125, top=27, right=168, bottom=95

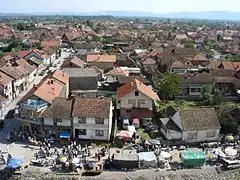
left=160, top=107, right=220, bottom=143
left=0, top=71, right=13, bottom=101
left=40, top=97, right=73, bottom=138
left=177, top=74, right=214, bottom=98
left=17, top=77, right=67, bottom=132
left=62, top=32, right=82, bottom=45
left=87, top=55, right=116, bottom=71
left=63, top=68, right=98, bottom=98
left=16, top=58, right=37, bottom=84
left=116, top=79, right=160, bottom=119
left=0, top=65, right=28, bottom=99
left=61, top=56, right=85, bottom=69
left=105, top=67, right=129, bottom=83
left=73, top=42, right=99, bottom=55
left=72, top=98, right=113, bottom=141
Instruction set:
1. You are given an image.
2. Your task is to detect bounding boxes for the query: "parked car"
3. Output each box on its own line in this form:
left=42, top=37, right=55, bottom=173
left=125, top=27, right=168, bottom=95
left=145, top=124, right=159, bottom=132
left=132, top=118, right=140, bottom=129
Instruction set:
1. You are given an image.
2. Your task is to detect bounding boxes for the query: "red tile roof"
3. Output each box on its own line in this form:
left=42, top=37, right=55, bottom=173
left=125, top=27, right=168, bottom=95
left=52, top=69, right=69, bottom=85
left=116, top=79, right=160, bottom=101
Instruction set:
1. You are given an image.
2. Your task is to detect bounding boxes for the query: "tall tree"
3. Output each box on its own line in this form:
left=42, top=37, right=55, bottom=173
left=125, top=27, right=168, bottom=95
left=155, top=73, right=180, bottom=100
left=200, top=85, right=223, bottom=105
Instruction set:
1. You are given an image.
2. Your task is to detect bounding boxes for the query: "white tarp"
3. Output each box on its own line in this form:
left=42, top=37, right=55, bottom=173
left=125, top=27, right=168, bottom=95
left=138, top=151, right=157, bottom=168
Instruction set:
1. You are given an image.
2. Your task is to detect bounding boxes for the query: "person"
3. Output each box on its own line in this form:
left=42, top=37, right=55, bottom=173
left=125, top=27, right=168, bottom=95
left=36, top=153, right=38, bottom=160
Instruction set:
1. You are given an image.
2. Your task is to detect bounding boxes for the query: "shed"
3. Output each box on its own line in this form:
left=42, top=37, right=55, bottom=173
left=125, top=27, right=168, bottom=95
left=112, top=153, right=138, bottom=169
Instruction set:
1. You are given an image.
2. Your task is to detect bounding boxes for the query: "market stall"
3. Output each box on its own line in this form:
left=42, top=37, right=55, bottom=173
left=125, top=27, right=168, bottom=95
left=180, top=150, right=205, bottom=168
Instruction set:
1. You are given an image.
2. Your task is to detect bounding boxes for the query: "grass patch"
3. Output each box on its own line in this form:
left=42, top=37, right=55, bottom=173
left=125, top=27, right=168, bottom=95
left=137, top=128, right=152, bottom=140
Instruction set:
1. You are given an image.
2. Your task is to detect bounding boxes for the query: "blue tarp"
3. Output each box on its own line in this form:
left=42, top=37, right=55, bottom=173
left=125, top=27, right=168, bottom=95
left=7, top=158, right=24, bottom=169
left=59, top=132, right=70, bottom=139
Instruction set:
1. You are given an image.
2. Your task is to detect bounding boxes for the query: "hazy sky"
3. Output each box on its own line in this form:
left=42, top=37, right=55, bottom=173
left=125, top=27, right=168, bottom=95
left=1, top=0, right=240, bottom=13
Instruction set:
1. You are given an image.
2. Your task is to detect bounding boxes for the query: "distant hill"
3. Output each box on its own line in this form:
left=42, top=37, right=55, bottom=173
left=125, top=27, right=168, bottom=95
left=0, top=11, right=239, bottom=21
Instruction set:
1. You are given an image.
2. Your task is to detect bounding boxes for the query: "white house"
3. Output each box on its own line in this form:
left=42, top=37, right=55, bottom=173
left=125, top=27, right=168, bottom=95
left=0, top=71, right=13, bottom=101
left=116, top=79, right=160, bottom=119
left=40, top=98, right=73, bottom=138
left=160, top=107, right=221, bottom=143
left=72, top=98, right=113, bottom=141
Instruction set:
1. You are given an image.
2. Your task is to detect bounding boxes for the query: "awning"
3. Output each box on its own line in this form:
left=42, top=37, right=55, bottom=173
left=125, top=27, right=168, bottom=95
left=119, top=131, right=134, bottom=139
left=59, top=132, right=70, bottom=139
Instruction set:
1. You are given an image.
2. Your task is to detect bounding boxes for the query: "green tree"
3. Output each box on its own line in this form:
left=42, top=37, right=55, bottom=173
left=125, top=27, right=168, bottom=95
left=200, top=85, right=223, bottom=106
left=16, top=23, right=26, bottom=31
left=155, top=73, right=181, bottom=100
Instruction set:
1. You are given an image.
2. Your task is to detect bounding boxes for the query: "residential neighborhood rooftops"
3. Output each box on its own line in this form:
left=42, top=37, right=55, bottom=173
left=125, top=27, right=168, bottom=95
left=179, top=108, right=220, bottom=131
left=40, top=98, right=73, bottom=119
left=72, top=98, right=112, bottom=118
left=87, top=54, right=116, bottom=63
left=63, top=68, right=97, bottom=77
left=116, top=79, right=160, bottom=101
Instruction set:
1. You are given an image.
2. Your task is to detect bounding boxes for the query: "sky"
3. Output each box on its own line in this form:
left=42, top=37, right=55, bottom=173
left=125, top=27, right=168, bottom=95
left=1, top=0, right=240, bottom=13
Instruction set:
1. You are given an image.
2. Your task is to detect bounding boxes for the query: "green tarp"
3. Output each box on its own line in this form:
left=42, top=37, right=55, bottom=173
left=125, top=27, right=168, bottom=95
left=180, top=150, right=205, bottom=167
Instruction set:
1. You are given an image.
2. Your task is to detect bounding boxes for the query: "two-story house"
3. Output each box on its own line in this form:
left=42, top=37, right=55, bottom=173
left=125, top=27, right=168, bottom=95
left=0, top=65, right=27, bottom=99
left=72, top=98, right=113, bottom=141
left=116, top=79, right=160, bottom=119
left=16, top=58, right=37, bottom=84
left=17, top=77, right=66, bottom=133
left=40, top=97, right=73, bottom=138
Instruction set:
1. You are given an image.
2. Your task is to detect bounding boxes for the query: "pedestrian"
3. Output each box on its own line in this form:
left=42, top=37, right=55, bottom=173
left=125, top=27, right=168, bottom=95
left=36, top=153, right=38, bottom=160
left=48, top=142, right=51, bottom=150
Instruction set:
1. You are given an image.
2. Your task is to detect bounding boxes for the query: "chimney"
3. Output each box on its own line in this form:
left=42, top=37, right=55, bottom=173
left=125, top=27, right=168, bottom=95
left=130, top=82, right=134, bottom=86
left=33, top=84, right=38, bottom=89
left=51, top=79, right=54, bottom=84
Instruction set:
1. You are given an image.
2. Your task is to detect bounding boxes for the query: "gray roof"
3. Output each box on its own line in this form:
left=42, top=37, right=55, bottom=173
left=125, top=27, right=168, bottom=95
left=63, top=68, right=97, bottom=77
left=179, top=108, right=220, bottom=131
left=113, top=153, right=138, bottom=161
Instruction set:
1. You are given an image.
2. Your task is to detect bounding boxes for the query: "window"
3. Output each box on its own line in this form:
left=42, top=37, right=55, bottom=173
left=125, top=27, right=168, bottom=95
left=135, top=91, right=139, bottom=96
left=79, top=129, right=87, bottom=135
left=126, top=109, right=131, bottom=113
left=187, top=132, right=197, bottom=140
left=95, top=117, right=104, bottom=124
left=206, top=131, right=215, bottom=138
left=78, top=117, right=86, bottom=124
left=95, top=130, right=104, bottom=136
left=54, top=118, right=62, bottom=122
left=138, top=99, right=145, bottom=105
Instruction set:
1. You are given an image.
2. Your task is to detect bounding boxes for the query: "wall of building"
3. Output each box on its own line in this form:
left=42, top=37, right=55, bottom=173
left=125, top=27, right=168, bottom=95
left=69, top=76, right=98, bottom=91
left=182, top=129, right=220, bottom=143
left=73, top=116, right=110, bottom=141
left=119, top=91, right=153, bottom=109
left=88, top=62, right=114, bottom=71
left=120, top=108, right=153, bottom=119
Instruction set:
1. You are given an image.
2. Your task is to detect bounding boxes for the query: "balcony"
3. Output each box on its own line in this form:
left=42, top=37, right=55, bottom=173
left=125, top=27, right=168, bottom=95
left=17, top=115, right=42, bottom=125
left=20, top=102, right=48, bottom=112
